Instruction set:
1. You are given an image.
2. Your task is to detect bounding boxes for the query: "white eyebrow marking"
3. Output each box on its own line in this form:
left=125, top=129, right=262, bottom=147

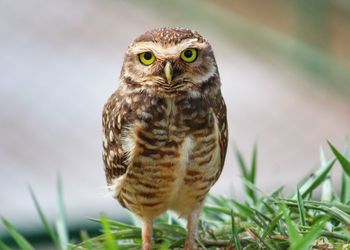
left=129, top=38, right=207, bottom=59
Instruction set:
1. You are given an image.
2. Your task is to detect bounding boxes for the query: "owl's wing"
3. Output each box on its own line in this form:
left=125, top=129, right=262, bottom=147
left=212, top=89, right=228, bottom=184
left=102, top=90, right=130, bottom=185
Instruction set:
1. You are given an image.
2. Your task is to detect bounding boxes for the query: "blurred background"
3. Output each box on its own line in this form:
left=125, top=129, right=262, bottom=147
left=1, top=0, right=349, bottom=248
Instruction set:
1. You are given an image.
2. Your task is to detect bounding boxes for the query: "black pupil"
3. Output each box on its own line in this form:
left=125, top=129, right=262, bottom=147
left=184, top=50, right=193, bottom=58
left=144, top=52, right=152, bottom=60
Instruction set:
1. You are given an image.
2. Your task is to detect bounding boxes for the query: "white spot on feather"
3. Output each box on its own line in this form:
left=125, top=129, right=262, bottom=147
left=108, top=175, right=126, bottom=198
left=103, top=133, right=108, bottom=148
left=120, top=126, right=136, bottom=163
left=188, top=90, right=201, bottom=98
left=109, top=130, right=114, bottom=142
left=167, top=136, right=195, bottom=208
left=207, top=113, right=222, bottom=176
left=181, top=136, right=195, bottom=166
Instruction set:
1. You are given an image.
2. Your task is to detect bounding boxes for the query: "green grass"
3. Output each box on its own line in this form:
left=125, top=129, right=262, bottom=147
left=2, top=141, right=350, bottom=249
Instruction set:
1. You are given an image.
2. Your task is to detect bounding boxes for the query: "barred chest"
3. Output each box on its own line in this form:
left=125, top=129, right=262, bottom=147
left=119, top=91, right=220, bottom=216
left=127, top=92, right=215, bottom=153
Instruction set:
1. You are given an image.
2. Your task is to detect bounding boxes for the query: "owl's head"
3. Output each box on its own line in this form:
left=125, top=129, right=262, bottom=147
left=120, top=27, right=219, bottom=95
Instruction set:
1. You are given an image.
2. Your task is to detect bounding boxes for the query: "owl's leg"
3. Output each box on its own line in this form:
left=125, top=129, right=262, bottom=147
left=184, top=205, right=202, bottom=250
left=141, top=218, right=153, bottom=250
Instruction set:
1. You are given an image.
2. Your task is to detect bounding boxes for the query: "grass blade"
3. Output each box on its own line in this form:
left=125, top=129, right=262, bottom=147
left=0, top=240, right=12, bottom=250
left=262, top=213, right=283, bottom=239
left=56, top=176, right=69, bottom=250
left=320, top=231, right=350, bottom=242
left=207, top=193, right=229, bottom=207
left=320, top=147, right=333, bottom=201
left=296, top=187, right=306, bottom=227
left=341, top=143, right=350, bottom=204
left=328, top=141, right=350, bottom=177
left=290, top=217, right=328, bottom=250
left=203, top=204, right=231, bottom=215
left=234, top=145, right=257, bottom=203
left=158, top=240, right=171, bottom=250
left=280, top=205, right=300, bottom=243
left=101, top=216, right=120, bottom=250
left=321, top=206, right=350, bottom=225
left=231, top=200, right=254, bottom=219
left=80, top=230, right=94, bottom=250
left=1, top=218, right=34, bottom=250
left=319, top=146, right=327, bottom=166
left=234, top=145, right=249, bottom=180
left=270, top=186, right=284, bottom=198
left=89, top=217, right=140, bottom=230
left=321, top=176, right=332, bottom=202
left=250, top=144, right=257, bottom=184
left=341, top=173, right=350, bottom=204
left=294, top=159, right=335, bottom=199
left=231, top=210, right=241, bottom=250
left=231, top=200, right=266, bottom=229
left=328, top=141, right=350, bottom=203
left=28, top=185, right=60, bottom=249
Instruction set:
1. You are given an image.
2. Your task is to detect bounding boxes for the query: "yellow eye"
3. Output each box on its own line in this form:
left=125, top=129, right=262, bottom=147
left=180, top=48, right=197, bottom=63
left=139, top=52, right=156, bottom=65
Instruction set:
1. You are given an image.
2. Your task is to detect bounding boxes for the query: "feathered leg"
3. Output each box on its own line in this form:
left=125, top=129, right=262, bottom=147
left=184, top=205, right=202, bottom=250
left=141, top=218, right=153, bottom=250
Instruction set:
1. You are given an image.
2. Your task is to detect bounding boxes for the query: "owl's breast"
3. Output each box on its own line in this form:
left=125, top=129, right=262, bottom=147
left=126, top=94, right=212, bottom=166
left=129, top=92, right=212, bottom=137
left=118, top=93, right=217, bottom=217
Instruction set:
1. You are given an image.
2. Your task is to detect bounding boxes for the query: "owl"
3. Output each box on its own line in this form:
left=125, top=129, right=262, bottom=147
left=102, top=27, right=228, bottom=250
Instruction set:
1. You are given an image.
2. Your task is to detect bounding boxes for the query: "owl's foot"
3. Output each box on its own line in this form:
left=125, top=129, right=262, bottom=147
left=141, top=219, right=153, bottom=250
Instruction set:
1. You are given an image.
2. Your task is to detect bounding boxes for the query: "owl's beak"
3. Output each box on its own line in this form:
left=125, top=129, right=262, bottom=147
left=164, top=61, right=173, bottom=84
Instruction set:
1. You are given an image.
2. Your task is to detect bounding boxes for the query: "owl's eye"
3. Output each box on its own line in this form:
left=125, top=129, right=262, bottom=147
left=180, top=48, right=197, bottom=63
left=139, top=52, right=156, bottom=65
